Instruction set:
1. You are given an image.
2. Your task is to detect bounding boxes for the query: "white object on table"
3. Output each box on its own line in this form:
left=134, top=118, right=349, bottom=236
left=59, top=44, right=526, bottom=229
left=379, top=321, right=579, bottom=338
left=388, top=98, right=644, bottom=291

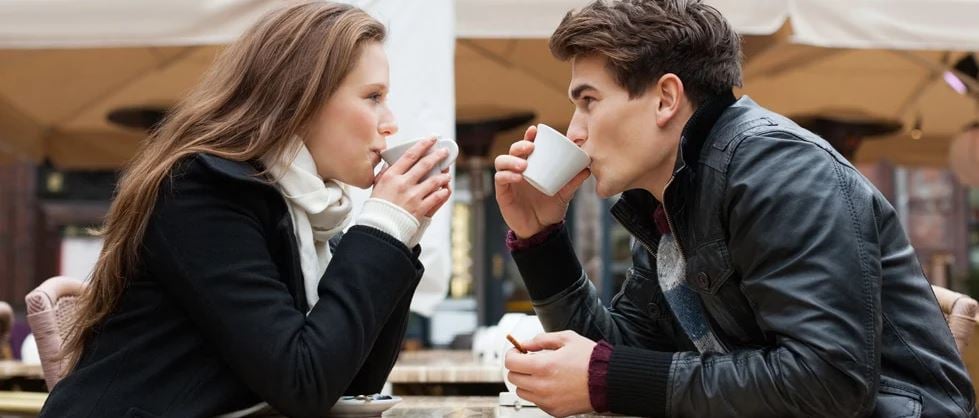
left=328, top=395, right=402, bottom=417
left=499, top=315, right=544, bottom=406
left=19, top=334, right=39, bottom=365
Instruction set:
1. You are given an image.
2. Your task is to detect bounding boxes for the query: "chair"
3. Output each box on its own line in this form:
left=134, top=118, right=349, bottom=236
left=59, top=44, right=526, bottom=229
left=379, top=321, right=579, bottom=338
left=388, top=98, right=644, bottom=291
left=24, top=276, right=85, bottom=390
left=0, top=302, right=12, bottom=360
left=932, top=285, right=979, bottom=354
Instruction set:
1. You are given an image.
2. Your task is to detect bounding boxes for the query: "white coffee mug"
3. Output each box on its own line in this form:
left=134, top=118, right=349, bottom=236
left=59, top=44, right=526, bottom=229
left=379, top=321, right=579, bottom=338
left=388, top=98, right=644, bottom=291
left=380, top=137, right=459, bottom=180
left=522, top=124, right=590, bottom=196
left=488, top=313, right=527, bottom=366
left=500, top=315, right=544, bottom=395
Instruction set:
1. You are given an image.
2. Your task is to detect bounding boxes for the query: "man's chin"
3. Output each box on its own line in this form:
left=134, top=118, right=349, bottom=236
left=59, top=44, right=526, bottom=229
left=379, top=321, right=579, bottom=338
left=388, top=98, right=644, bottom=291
left=594, top=180, right=618, bottom=199
left=595, top=172, right=634, bottom=198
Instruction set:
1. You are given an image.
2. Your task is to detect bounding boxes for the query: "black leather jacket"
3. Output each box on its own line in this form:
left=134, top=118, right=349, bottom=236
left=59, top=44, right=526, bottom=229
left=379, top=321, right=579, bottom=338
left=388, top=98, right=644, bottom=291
left=512, top=93, right=975, bottom=417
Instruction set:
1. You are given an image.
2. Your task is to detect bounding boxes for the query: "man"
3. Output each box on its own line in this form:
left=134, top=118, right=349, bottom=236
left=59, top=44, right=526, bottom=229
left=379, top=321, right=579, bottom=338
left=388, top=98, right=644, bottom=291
left=495, top=1, right=975, bottom=417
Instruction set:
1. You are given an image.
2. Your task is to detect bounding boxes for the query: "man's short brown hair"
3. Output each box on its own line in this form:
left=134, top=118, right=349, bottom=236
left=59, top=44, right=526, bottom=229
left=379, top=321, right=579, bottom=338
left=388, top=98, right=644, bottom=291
left=550, top=0, right=742, bottom=105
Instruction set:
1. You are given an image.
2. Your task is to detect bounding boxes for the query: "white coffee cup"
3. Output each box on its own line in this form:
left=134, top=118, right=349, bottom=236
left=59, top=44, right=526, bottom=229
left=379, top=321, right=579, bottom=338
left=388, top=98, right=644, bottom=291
left=380, top=137, right=459, bottom=180
left=500, top=315, right=544, bottom=396
left=522, top=124, right=590, bottom=196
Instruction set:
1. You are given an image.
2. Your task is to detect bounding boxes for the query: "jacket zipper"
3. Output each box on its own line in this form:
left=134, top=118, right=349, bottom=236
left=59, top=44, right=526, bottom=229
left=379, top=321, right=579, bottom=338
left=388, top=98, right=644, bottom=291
left=661, top=175, right=687, bottom=266
left=615, top=174, right=688, bottom=265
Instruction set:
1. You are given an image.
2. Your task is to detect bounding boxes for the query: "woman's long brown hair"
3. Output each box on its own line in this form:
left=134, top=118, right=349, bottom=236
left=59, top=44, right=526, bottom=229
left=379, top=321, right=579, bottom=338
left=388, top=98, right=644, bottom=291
left=61, top=1, right=385, bottom=371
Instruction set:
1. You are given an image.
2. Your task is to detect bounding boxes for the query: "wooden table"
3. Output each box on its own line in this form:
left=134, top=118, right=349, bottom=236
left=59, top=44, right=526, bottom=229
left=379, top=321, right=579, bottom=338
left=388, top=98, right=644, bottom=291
left=388, top=350, right=501, bottom=384
left=0, top=362, right=42, bottom=381
left=385, top=396, right=622, bottom=417
left=0, top=362, right=44, bottom=392
left=0, top=351, right=503, bottom=384
left=0, top=394, right=627, bottom=417
left=387, top=350, right=505, bottom=396
left=0, top=391, right=46, bottom=416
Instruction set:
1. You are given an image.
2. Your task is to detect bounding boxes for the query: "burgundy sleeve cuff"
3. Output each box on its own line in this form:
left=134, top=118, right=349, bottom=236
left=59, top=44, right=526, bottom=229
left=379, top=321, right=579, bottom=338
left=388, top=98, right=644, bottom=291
left=588, top=340, right=614, bottom=413
left=505, top=221, right=565, bottom=252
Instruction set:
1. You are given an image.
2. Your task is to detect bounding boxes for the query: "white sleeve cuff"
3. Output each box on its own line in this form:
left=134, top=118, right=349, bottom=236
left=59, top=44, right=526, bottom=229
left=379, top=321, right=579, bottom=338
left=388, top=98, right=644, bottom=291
left=355, top=198, right=420, bottom=246
left=408, top=216, right=432, bottom=248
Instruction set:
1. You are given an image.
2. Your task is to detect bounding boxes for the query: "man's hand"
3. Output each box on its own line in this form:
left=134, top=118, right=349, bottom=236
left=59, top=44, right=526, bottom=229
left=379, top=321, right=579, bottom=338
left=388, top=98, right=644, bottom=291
left=494, top=125, right=590, bottom=238
left=504, top=330, right=597, bottom=417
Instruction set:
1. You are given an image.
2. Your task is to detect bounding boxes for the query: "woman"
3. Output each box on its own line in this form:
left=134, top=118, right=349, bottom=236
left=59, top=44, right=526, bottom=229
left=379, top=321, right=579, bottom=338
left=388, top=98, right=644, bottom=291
left=40, top=2, right=452, bottom=417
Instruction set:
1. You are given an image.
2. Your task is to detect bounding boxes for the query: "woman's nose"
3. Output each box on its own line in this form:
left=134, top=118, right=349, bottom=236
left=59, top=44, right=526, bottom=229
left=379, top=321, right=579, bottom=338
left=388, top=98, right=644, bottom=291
left=378, top=121, right=398, bottom=136
left=378, top=108, right=398, bottom=136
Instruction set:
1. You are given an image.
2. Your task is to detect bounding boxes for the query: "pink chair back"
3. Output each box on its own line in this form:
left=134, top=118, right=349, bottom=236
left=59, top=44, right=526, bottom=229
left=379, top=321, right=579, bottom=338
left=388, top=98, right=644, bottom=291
left=932, top=285, right=979, bottom=355
left=24, top=276, right=85, bottom=390
left=0, top=302, right=12, bottom=360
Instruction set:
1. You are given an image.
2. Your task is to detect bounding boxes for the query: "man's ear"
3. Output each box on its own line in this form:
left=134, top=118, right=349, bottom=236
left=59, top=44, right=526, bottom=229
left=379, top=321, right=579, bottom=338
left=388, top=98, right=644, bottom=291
left=654, top=73, right=685, bottom=129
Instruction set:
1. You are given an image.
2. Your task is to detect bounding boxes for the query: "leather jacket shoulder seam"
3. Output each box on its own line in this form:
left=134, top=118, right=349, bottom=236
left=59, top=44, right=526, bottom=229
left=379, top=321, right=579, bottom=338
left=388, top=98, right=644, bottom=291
left=829, top=150, right=879, bottom=389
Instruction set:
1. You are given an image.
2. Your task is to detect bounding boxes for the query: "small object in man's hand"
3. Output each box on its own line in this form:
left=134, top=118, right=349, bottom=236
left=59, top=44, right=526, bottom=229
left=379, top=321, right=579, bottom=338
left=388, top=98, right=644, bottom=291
left=506, top=334, right=528, bottom=354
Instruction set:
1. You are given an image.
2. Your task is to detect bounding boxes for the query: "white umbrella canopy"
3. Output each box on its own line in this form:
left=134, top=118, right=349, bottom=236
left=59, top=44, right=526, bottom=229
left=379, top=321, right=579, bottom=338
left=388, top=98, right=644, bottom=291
left=455, top=0, right=979, bottom=166
left=456, top=0, right=979, bottom=50
left=0, top=0, right=415, bottom=169
left=0, top=45, right=222, bottom=168
left=452, top=0, right=788, bottom=153
left=1, top=0, right=979, bottom=167
left=0, top=0, right=278, bottom=168
left=457, top=36, right=979, bottom=166
left=743, top=46, right=978, bottom=166
left=455, top=39, right=572, bottom=134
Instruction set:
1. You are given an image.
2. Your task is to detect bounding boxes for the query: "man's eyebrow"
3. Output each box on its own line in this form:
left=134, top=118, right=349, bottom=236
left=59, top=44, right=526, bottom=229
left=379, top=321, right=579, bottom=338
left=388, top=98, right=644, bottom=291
left=570, top=84, right=596, bottom=100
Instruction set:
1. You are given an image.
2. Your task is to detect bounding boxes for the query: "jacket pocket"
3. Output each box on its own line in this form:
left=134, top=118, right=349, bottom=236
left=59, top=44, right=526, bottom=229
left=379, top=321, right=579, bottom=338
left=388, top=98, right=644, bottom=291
left=626, top=267, right=670, bottom=321
left=611, top=267, right=683, bottom=350
left=685, top=240, right=733, bottom=294
left=684, top=239, right=763, bottom=345
left=872, top=382, right=922, bottom=418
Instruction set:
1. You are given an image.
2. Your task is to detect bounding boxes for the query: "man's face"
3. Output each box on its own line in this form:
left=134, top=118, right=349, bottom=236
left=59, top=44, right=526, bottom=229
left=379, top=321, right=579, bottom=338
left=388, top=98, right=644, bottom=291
left=566, top=55, right=684, bottom=198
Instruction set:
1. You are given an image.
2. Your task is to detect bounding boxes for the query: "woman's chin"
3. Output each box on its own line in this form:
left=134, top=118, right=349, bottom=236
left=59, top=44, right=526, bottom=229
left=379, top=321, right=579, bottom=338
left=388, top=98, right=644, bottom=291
left=351, top=175, right=374, bottom=189
left=330, top=169, right=373, bottom=189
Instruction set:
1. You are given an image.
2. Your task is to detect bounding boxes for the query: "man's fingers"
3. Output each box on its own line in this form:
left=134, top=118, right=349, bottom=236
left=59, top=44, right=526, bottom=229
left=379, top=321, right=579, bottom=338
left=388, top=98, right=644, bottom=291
left=523, top=125, right=538, bottom=142
left=508, top=140, right=535, bottom=159
left=557, top=168, right=592, bottom=199
left=521, top=331, right=572, bottom=352
left=494, top=170, right=524, bottom=186
left=515, top=387, right=540, bottom=405
left=495, top=154, right=528, bottom=173
left=504, top=349, right=543, bottom=374
left=507, top=370, right=543, bottom=392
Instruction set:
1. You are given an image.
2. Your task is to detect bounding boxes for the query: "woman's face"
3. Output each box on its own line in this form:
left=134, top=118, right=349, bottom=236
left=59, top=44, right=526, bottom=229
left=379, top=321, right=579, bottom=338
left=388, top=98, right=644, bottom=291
left=305, top=42, right=397, bottom=188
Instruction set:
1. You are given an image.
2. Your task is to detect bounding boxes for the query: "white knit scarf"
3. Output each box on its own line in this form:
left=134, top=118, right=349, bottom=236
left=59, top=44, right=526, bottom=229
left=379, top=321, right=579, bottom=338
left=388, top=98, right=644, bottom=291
left=265, top=142, right=353, bottom=311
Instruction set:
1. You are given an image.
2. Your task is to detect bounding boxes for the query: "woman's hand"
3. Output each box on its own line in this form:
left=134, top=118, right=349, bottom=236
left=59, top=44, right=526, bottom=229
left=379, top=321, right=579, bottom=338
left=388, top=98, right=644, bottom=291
left=371, top=137, right=452, bottom=220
